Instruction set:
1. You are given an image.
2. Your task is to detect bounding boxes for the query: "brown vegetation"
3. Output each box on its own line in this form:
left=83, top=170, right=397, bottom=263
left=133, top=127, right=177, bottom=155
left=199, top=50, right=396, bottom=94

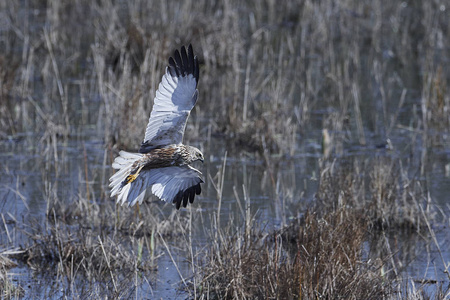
left=197, top=209, right=388, bottom=299
left=194, top=155, right=448, bottom=299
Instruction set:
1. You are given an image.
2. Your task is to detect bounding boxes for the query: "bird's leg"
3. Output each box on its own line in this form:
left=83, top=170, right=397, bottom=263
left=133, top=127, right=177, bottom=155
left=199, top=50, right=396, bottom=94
left=124, top=164, right=145, bottom=185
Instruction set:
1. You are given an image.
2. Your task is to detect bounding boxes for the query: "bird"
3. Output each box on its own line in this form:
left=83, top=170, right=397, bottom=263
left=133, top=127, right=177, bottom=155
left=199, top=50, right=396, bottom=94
left=109, top=45, right=204, bottom=209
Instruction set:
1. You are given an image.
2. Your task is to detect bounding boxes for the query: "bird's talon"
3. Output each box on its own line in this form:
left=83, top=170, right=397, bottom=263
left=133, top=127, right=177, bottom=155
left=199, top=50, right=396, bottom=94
left=126, top=174, right=138, bottom=184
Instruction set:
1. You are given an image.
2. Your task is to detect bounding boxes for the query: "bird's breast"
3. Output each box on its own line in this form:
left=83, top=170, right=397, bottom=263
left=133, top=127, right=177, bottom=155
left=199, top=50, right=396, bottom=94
left=141, top=145, right=189, bottom=169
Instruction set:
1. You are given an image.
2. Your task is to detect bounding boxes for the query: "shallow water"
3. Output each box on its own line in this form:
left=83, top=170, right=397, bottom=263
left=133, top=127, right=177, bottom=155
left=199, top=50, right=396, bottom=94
left=1, top=117, right=449, bottom=298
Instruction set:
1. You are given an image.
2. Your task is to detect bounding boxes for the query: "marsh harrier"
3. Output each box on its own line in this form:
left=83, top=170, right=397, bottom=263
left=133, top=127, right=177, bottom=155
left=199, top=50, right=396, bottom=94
left=109, top=45, right=203, bottom=209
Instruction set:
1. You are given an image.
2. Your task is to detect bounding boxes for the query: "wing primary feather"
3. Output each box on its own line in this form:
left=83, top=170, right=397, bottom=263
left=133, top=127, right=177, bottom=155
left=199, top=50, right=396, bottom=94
left=186, top=44, right=200, bottom=85
left=183, top=192, right=189, bottom=208
left=173, top=190, right=184, bottom=209
left=180, top=46, right=189, bottom=76
left=189, top=188, right=195, bottom=204
left=187, top=44, right=194, bottom=76
left=168, top=57, right=179, bottom=77
left=172, top=183, right=202, bottom=209
left=195, top=183, right=202, bottom=194
left=174, top=193, right=182, bottom=209
left=173, top=49, right=183, bottom=72
left=188, top=46, right=194, bottom=80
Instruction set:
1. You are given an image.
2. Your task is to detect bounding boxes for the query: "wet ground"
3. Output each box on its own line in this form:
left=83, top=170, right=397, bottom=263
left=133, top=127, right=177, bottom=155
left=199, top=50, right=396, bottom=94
left=1, top=114, right=449, bottom=298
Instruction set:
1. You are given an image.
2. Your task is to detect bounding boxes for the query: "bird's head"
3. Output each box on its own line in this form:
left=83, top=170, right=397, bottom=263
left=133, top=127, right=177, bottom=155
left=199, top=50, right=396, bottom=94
left=187, top=146, right=204, bottom=163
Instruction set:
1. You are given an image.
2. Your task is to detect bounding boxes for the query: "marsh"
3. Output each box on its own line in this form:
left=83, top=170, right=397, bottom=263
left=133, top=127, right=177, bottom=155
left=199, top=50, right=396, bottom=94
left=0, top=0, right=449, bottom=299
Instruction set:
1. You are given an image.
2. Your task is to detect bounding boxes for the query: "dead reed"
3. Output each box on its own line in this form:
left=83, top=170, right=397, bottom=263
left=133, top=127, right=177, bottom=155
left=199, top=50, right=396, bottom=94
left=317, top=157, right=436, bottom=232
left=0, top=250, right=24, bottom=298
left=4, top=193, right=192, bottom=298
left=194, top=154, right=448, bottom=299
left=1, top=0, right=447, bottom=153
left=196, top=208, right=389, bottom=299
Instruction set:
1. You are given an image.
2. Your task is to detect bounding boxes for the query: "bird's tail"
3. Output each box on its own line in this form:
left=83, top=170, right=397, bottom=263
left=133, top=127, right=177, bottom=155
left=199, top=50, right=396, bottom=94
left=109, top=151, right=143, bottom=205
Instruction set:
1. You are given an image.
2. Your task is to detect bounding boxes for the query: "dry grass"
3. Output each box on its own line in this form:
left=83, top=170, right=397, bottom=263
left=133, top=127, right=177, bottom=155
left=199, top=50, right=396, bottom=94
left=1, top=0, right=447, bottom=152
left=2, top=194, right=192, bottom=298
left=196, top=208, right=389, bottom=299
left=1, top=250, right=24, bottom=299
left=194, top=155, right=449, bottom=299
left=317, top=157, right=436, bottom=231
left=0, top=141, right=192, bottom=298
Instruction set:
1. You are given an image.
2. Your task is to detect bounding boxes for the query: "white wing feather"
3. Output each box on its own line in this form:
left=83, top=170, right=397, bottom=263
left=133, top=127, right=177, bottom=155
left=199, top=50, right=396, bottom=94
left=140, top=45, right=199, bottom=153
left=110, top=163, right=203, bottom=208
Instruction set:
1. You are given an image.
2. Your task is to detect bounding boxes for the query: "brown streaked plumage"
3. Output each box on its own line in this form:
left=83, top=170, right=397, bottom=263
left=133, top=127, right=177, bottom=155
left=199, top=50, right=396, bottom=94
left=122, top=145, right=201, bottom=185
left=109, top=45, right=204, bottom=209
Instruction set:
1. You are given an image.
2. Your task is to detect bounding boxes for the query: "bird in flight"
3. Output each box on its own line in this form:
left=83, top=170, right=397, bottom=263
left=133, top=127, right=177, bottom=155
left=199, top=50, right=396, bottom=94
left=109, top=45, right=203, bottom=209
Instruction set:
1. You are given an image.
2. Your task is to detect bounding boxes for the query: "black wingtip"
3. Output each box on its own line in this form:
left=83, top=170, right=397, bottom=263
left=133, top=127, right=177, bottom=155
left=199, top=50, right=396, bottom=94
left=173, top=49, right=183, bottom=71
left=173, top=183, right=202, bottom=210
left=167, top=44, right=199, bottom=86
left=168, top=57, right=179, bottom=77
left=180, top=46, right=189, bottom=76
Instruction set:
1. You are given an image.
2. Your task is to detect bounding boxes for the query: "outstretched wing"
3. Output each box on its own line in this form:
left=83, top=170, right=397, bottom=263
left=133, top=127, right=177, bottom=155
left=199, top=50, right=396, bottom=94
left=140, top=45, right=200, bottom=153
left=116, top=165, right=203, bottom=209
